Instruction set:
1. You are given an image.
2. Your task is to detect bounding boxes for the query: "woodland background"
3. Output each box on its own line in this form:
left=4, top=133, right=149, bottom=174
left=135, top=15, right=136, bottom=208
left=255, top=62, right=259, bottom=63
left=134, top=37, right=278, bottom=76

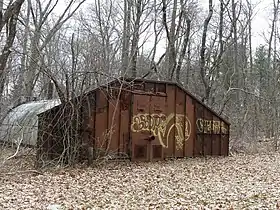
left=0, top=0, right=279, bottom=152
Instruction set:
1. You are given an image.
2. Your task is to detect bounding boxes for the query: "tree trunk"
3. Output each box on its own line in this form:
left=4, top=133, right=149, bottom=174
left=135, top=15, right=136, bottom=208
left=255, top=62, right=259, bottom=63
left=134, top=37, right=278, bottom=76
left=200, top=0, right=213, bottom=103
left=0, top=0, right=25, bottom=98
left=175, top=16, right=191, bottom=82
left=121, top=0, right=131, bottom=75
left=130, top=0, right=142, bottom=77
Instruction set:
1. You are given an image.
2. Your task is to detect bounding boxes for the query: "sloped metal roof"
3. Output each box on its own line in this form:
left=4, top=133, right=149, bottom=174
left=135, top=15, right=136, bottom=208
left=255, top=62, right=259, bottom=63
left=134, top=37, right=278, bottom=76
left=0, top=99, right=60, bottom=146
left=38, top=77, right=230, bottom=125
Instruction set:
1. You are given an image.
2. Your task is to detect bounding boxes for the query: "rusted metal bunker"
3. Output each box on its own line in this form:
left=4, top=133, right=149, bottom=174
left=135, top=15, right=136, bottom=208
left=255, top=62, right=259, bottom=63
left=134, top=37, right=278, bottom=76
left=37, top=78, right=229, bottom=163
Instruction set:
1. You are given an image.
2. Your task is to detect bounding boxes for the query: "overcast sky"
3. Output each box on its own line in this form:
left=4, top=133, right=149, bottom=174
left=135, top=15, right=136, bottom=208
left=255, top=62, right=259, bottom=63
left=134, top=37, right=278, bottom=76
left=251, top=0, right=272, bottom=48
left=54, top=0, right=274, bottom=54
left=201, top=0, right=273, bottom=49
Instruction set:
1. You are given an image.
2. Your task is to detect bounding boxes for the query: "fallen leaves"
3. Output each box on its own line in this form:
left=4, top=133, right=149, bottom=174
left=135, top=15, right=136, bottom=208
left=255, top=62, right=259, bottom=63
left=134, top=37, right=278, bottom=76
left=0, top=153, right=280, bottom=209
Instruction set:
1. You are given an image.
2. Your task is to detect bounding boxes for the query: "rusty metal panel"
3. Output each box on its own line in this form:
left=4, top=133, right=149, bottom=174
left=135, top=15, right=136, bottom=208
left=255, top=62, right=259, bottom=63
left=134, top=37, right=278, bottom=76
left=149, top=95, right=166, bottom=160
left=119, top=110, right=130, bottom=156
left=211, top=135, right=220, bottom=156
left=203, top=109, right=213, bottom=156
left=130, top=93, right=167, bottom=161
left=118, top=90, right=131, bottom=156
left=130, top=82, right=197, bottom=160
left=184, top=95, right=195, bottom=157
left=174, top=88, right=186, bottom=157
left=221, top=123, right=230, bottom=156
left=144, top=82, right=156, bottom=93
left=212, top=115, right=221, bottom=156
left=94, top=90, right=109, bottom=156
left=165, top=84, right=176, bottom=157
left=107, top=96, right=120, bottom=154
left=131, top=94, right=151, bottom=161
left=195, top=102, right=204, bottom=156
left=203, top=135, right=212, bottom=156
left=96, top=87, right=133, bottom=158
left=195, top=101, right=230, bottom=156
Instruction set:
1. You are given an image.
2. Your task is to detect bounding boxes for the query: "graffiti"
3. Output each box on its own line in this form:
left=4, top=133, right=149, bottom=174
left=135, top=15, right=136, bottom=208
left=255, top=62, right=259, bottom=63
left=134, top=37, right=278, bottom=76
left=131, top=113, right=191, bottom=150
left=196, top=118, right=228, bottom=134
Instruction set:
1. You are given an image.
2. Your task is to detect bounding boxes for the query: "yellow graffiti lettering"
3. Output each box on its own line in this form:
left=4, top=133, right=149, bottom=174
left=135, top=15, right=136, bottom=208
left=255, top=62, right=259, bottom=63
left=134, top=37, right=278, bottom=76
left=196, top=118, right=228, bottom=134
left=196, top=119, right=204, bottom=132
left=131, top=113, right=191, bottom=150
left=212, top=121, right=221, bottom=134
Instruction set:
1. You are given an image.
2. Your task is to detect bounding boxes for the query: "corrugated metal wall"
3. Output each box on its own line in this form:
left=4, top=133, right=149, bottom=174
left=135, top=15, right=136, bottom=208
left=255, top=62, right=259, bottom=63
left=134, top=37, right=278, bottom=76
left=37, top=79, right=230, bottom=164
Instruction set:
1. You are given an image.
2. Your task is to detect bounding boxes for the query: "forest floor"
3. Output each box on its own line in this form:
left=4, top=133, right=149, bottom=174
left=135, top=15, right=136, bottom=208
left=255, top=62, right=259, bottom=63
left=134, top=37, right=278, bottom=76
left=0, top=149, right=280, bottom=210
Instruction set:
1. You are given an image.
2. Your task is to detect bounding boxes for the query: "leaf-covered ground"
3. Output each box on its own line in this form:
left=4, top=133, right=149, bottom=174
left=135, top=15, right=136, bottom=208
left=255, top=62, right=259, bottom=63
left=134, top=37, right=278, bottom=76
left=1, top=153, right=280, bottom=209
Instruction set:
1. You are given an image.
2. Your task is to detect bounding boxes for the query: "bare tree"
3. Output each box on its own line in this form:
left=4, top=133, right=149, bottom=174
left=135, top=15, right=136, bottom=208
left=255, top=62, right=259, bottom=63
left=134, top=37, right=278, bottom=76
left=0, top=0, right=25, bottom=99
left=161, top=0, right=195, bottom=81
left=121, top=0, right=132, bottom=74
left=130, top=0, right=143, bottom=77
left=23, top=0, right=86, bottom=101
left=200, top=0, right=213, bottom=102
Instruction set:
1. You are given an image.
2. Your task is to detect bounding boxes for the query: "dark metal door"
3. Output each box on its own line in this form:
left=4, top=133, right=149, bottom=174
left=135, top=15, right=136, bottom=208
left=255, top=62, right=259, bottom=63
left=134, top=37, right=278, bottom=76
left=130, top=94, right=166, bottom=161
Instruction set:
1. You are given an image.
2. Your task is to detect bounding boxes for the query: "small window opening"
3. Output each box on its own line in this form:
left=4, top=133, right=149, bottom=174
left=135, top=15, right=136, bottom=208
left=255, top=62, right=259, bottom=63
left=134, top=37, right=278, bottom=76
left=145, top=83, right=155, bottom=92
left=156, top=84, right=166, bottom=93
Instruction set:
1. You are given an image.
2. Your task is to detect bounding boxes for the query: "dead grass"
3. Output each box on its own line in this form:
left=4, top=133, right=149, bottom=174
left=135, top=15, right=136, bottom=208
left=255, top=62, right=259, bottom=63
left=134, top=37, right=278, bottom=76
left=0, top=149, right=280, bottom=209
